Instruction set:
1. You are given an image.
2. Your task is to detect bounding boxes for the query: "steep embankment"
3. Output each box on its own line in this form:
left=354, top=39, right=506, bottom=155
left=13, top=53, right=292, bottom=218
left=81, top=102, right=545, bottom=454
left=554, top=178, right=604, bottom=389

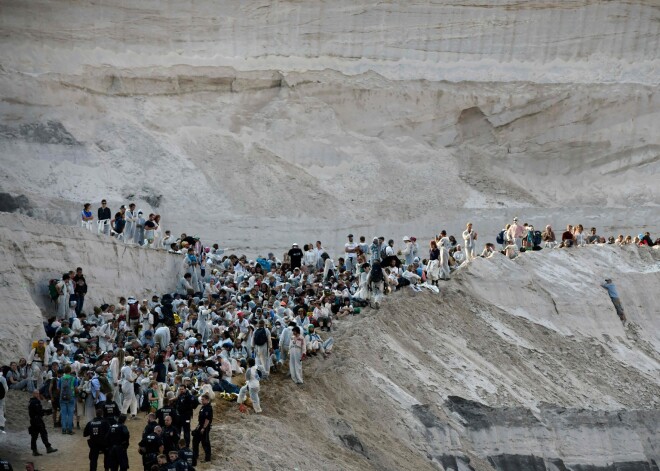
left=216, top=245, right=659, bottom=471
left=0, top=214, right=658, bottom=470
left=0, top=213, right=182, bottom=363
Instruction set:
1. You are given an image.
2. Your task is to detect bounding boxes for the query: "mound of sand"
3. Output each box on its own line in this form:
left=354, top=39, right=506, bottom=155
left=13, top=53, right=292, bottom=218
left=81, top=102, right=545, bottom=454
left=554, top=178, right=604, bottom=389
left=0, top=214, right=657, bottom=470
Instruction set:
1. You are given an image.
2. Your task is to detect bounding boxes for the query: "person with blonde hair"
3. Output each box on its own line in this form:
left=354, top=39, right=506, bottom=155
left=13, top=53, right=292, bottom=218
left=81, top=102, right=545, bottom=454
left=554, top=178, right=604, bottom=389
left=462, top=222, right=478, bottom=261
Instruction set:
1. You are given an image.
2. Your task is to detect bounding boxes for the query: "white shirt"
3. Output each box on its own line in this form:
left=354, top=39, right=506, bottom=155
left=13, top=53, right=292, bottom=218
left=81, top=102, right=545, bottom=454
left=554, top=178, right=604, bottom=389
left=345, top=242, right=358, bottom=259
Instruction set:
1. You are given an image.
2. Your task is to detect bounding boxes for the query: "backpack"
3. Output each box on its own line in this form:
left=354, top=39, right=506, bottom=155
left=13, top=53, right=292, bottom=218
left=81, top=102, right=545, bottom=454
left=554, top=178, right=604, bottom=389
left=533, top=231, right=543, bottom=247
left=371, top=263, right=384, bottom=283
left=0, top=380, right=5, bottom=400
left=140, top=391, right=150, bottom=412
left=253, top=328, right=268, bottom=347
left=128, top=302, right=140, bottom=320
left=99, top=376, right=113, bottom=395
left=160, top=303, right=174, bottom=327
left=496, top=230, right=505, bottom=245
left=60, top=375, right=75, bottom=402
left=48, top=280, right=59, bottom=301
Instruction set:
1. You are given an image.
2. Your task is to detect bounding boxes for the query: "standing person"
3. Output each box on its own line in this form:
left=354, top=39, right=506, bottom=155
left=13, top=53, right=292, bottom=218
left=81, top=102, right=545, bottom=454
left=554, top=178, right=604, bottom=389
left=152, top=215, right=162, bottom=248
left=344, top=234, right=358, bottom=274
left=106, top=414, right=130, bottom=471
left=192, top=393, right=213, bottom=466
left=98, top=199, right=111, bottom=235
left=81, top=203, right=94, bottom=231
left=237, top=358, right=262, bottom=413
left=175, top=385, right=198, bottom=447
left=367, top=261, right=385, bottom=308
left=601, top=278, right=627, bottom=325
left=56, top=273, right=70, bottom=321
left=134, top=210, right=146, bottom=245
left=287, top=243, right=304, bottom=270
left=0, top=371, right=6, bottom=433
left=401, top=237, right=414, bottom=267
left=27, top=340, right=49, bottom=390
left=462, top=222, right=478, bottom=261
left=144, top=214, right=157, bottom=248
left=507, top=217, right=524, bottom=248
left=120, top=356, right=138, bottom=419
left=108, top=349, right=124, bottom=401
left=58, top=364, right=78, bottom=435
left=84, top=409, right=110, bottom=471
left=124, top=203, right=137, bottom=244
left=251, top=320, right=272, bottom=380
left=289, top=326, right=306, bottom=385
left=438, top=237, right=450, bottom=281
left=73, top=267, right=88, bottom=316
left=426, top=241, right=441, bottom=286
left=28, top=390, right=57, bottom=456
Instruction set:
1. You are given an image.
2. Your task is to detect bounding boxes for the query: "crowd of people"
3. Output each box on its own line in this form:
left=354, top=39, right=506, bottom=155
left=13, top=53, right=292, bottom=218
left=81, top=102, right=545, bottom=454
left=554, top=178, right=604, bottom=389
left=0, top=206, right=656, bottom=471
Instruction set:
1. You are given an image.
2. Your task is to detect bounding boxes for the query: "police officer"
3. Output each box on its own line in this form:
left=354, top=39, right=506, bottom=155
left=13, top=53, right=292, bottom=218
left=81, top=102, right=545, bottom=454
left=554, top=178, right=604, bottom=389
left=28, top=390, right=58, bottom=456
left=168, top=449, right=190, bottom=471
left=84, top=409, right=110, bottom=471
left=103, top=392, right=121, bottom=426
left=142, top=412, right=158, bottom=438
left=177, top=438, right=194, bottom=470
left=174, top=385, right=197, bottom=447
left=161, top=415, right=180, bottom=454
left=138, top=425, right=164, bottom=471
left=192, top=393, right=212, bottom=466
left=0, top=457, right=13, bottom=470
left=106, top=414, right=130, bottom=471
left=156, top=397, right=178, bottom=428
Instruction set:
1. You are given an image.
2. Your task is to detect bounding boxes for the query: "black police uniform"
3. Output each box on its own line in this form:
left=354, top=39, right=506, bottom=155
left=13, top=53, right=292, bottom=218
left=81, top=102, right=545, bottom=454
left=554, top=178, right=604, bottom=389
left=28, top=396, right=54, bottom=455
left=162, top=423, right=180, bottom=454
left=175, top=391, right=198, bottom=447
left=103, top=400, right=121, bottom=426
left=178, top=447, right=194, bottom=470
left=156, top=404, right=178, bottom=427
left=142, top=419, right=158, bottom=439
left=105, top=422, right=130, bottom=471
left=0, top=458, right=13, bottom=470
left=192, top=403, right=212, bottom=465
left=138, top=431, right=163, bottom=471
left=83, top=416, right=110, bottom=471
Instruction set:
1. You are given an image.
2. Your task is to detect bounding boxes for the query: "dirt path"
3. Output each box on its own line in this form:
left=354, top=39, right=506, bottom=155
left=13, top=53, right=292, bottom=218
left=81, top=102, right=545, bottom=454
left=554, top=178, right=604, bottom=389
left=0, top=390, right=212, bottom=471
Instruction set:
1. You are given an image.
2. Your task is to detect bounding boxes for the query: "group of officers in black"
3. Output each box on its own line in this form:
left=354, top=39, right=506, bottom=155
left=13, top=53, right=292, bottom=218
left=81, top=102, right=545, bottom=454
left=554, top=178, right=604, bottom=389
left=24, top=385, right=213, bottom=471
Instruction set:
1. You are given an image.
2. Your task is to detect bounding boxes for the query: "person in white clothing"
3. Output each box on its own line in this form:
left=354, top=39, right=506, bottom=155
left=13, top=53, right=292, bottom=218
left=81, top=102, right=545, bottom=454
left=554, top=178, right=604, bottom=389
left=120, top=356, right=139, bottom=418
left=344, top=234, right=358, bottom=274
left=108, top=349, right=124, bottom=401
left=237, top=358, right=262, bottom=413
left=154, top=325, right=171, bottom=352
left=462, top=222, right=478, bottom=261
left=289, top=326, right=306, bottom=385
left=124, top=203, right=137, bottom=243
left=453, top=245, right=466, bottom=264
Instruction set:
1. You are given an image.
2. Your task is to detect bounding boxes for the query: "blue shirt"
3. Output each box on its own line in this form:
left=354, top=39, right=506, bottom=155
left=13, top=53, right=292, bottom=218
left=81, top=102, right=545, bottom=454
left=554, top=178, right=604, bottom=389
left=601, top=282, right=619, bottom=299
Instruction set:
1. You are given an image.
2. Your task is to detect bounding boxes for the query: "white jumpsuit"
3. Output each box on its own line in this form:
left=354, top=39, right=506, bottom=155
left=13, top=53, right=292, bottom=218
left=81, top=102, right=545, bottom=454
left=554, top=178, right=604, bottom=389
left=289, top=336, right=306, bottom=384
left=120, top=365, right=138, bottom=416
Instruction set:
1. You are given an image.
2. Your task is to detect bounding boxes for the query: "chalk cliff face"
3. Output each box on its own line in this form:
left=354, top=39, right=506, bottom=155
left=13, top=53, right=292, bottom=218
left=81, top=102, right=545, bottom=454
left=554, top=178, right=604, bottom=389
left=0, top=1, right=658, bottom=252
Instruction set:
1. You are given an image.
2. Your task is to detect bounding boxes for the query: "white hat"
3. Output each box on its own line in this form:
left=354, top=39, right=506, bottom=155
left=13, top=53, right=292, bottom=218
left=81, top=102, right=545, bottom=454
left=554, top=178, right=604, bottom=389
left=403, top=236, right=410, bottom=241
left=125, top=356, right=135, bottom=363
